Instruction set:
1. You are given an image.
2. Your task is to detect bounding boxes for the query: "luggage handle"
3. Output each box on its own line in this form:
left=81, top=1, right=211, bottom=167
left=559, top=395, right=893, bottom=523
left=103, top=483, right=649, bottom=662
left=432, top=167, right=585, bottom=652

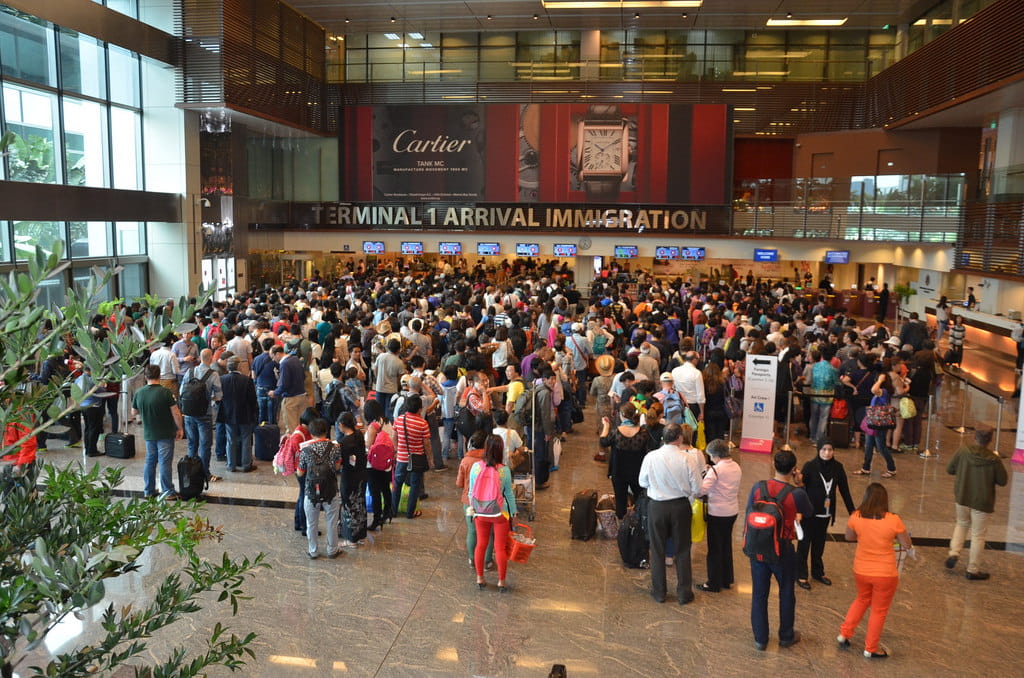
left=512, top=522, right=533, bottom=540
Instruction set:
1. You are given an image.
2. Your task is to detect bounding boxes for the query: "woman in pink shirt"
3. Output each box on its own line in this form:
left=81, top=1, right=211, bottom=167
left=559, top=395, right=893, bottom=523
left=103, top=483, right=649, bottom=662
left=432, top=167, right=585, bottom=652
left=697, top=438, right=742, bottom=593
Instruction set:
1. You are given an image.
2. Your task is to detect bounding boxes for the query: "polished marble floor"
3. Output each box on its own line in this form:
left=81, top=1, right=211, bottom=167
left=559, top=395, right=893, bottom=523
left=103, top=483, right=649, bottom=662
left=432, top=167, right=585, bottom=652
left=15, top=360, right=1024, bottom=678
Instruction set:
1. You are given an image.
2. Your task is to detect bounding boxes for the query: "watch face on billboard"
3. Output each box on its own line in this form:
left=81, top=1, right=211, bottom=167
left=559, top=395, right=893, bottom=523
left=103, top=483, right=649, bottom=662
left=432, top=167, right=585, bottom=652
left=655, top=246, right=680, bottom=260
left=516, top=243, right=540, bottom=257
left=477, top=242, right=500, bottom=256
left=400, top=241, right=423, bottom=255
left=680, top=247, right=705, bottom=261
left=553, top=243, right=577, bottom=257
left=754, top=248, right=778, bottom=262
left=614, top=245, right=638, bottom=259
left=825, top=250, right=850, bottom=264
left=362, top=241, right=385, bottom=255
left=439, top=241, right=462, bottom=256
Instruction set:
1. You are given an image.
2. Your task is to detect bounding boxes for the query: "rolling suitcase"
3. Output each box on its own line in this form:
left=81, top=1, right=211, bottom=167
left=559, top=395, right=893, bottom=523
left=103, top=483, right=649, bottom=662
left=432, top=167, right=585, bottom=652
left=569, top=489, right=598, bottom=541
left=104, top=432, right=136, bottom=458
left=177, top=455, right=207, bottom=500
left=829, top=419, right=850, bottom=448
left=254, top=423, right=280, bottom=461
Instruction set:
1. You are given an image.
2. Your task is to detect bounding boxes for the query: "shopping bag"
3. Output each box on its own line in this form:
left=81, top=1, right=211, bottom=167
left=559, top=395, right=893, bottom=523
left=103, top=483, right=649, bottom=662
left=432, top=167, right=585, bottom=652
left=696, top=421, right=707, bottom=450
left=691, top=497, right=706, bottom=543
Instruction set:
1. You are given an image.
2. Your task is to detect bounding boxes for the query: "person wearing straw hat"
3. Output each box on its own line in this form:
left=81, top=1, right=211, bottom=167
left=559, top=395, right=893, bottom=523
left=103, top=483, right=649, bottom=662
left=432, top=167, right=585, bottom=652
left=589, top=355, right=616, bottom=462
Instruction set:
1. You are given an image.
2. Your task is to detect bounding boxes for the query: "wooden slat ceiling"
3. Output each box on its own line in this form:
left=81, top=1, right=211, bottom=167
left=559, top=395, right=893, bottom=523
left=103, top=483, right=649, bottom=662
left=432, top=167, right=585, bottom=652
left=291, top=0, right=926, bottom=35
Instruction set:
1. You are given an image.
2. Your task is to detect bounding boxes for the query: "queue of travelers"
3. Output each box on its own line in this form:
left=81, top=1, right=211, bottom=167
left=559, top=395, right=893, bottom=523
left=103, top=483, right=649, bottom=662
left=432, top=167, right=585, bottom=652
left=7, top=258, right=1009, bottom=659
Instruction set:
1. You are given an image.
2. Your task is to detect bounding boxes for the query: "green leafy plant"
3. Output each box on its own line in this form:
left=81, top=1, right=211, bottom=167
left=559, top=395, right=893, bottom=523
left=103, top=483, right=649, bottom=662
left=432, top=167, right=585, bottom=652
left=893, top=282, right=917, bottom=304
left=0, top=245, right=266, bottom=678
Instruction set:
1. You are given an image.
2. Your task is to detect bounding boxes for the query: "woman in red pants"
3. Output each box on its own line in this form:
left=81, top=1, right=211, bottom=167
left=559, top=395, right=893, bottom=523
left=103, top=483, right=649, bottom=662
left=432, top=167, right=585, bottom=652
left=468, top=434, right=518, bottom=592
left=837, top=482, right=916, bottom=659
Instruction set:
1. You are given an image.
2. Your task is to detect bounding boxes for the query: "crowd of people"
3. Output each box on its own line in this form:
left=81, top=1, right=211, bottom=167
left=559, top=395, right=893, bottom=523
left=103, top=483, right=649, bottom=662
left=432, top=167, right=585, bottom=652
left=4, top=259, right=1011, bottom=657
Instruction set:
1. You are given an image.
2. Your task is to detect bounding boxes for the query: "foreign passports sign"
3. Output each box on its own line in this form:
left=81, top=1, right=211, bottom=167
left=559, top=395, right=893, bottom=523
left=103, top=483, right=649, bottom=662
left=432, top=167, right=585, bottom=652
left=740, top=355, right=778, bottom=454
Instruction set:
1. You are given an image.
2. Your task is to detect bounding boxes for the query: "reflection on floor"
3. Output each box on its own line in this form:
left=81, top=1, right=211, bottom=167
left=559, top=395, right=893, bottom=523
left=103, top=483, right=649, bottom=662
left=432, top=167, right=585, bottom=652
left=16, top=369, right=1024, bottom=677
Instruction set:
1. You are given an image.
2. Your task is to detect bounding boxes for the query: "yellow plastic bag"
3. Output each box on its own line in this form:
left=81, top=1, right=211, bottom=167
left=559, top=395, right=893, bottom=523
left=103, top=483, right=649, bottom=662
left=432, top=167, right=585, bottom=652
left=696, top=421, right=707, bottom=450
left=691, top=498, right=706, bottom=543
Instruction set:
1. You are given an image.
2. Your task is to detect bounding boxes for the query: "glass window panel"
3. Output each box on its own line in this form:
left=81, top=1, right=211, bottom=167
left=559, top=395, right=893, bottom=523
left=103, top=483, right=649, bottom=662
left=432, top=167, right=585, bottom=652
left=481, top=33, right=515, bottom=47
left=59, top=29, right=106, bottom=98
left=368, top=62, right=402, bottom=81
left=115, top=221, right=145, bottom=255
left=69, top=221, right=112, bottom=257
left=746, top=32, right=784, bottom=47
left=787, top=31, right=828, bottom=46
left=36, top=276, right=66, bottom=309
left=442, top=34, right=475, bottom=48
left=63, top=97, right=109, bottom=187
left=868, top=31, right=897, bottom=46
left=106, top=0, right=139, bottom=19
left=368, top=33, right=400, bottom=48
left=108, top=45, right=140, bottom=106
left=118, top=262, right=146, bottom=299
left=13, top=220, right=64, bottom=258
left=346, top=48, right=366, bottom=64
left=73, top=265, right=113, bottom=302
left=827, top=46, right=865, bottom=81
left=3, top=84, right=61, bottom=184
left=367, top=47, right=404, bottom=64
left=345, top=63, right=367, bottom=81
left=0, top=9, right=57, bottom=87
left=110, top=107, right=141, bottom=189
left=0, top=220, right=8, bottom=262
left=404, top=45, right=439, bottom=64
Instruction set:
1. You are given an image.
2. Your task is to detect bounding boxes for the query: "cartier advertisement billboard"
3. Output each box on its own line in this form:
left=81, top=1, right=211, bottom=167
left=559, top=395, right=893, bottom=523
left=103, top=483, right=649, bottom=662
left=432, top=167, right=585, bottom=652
left=339, top=103, right=732, bottom=206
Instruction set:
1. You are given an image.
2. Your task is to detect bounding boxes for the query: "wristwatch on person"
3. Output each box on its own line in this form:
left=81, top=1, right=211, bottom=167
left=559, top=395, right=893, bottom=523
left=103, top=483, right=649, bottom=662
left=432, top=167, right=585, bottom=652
left=576, top=104, right=628, bottom=201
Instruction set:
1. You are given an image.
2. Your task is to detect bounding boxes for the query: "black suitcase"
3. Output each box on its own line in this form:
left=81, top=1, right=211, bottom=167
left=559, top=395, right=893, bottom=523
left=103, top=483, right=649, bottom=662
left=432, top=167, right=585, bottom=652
left=570, top=489, right=598, bottom=541
left=104, top=432, right=136, bottom=458
left=617, top=506, right=649, bottom=568
left=254, top=423, right=280, bottom=461
left=829, top=419, right=850, bottom=448
left=177, top=455, right=207, bottom=500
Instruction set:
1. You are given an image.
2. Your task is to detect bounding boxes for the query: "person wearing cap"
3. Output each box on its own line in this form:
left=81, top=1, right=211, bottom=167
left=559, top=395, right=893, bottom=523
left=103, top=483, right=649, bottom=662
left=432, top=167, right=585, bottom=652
left=270, top=339, right=309, bottom=434
left=655, top=373, right=685, bottom=426
left=566, top=322, right=592, bottom=408
left=219, top=356, right=258, bottom=472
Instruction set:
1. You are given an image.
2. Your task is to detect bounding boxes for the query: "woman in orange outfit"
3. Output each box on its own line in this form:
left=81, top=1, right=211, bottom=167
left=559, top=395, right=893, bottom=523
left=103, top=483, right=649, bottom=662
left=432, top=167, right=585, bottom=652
left=837, top=482, right=915, bottom=659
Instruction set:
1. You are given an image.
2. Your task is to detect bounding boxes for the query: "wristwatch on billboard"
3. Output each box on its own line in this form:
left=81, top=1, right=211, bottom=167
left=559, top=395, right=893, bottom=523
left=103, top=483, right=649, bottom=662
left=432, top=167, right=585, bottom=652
left=577, top=104, right=628, bottom=201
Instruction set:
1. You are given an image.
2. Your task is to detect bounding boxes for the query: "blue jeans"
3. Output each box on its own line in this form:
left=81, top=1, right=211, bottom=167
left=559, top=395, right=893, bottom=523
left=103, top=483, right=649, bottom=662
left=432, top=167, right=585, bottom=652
left=295, top=473, right=307, bottom=531
left=392, top=460, right=424, bottom=518
left=557, top=398, right=572, bottom=434
left=440, top=418, right=456, bottom=460
left=377, top=392, right=394, bottom=421
left=215, top=422, right=227, bottom=461
left=750, top=541, right=797, bottom=645
left=256, top=387, right=277, bottom=425
left=527, top=426, right=550, bottom=486
left=809, top=401, right=831, bottom=446
left=863, top=431, right=896, bottom=472
left=143, top=438, right=175, bottom=496
left=226, top=422, right=255, bottom=470
left=184, top=415, right=213, bottom=478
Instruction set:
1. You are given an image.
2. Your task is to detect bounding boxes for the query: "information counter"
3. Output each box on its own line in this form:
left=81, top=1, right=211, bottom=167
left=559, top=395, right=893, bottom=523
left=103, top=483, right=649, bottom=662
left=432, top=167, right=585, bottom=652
left=925, top=304, right=1019, bottom=358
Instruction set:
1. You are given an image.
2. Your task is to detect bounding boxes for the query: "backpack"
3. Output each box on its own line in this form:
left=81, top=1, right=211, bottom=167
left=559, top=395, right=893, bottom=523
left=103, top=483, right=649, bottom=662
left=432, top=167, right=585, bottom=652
left=512, top=382, right=535, bottom=427
left=179, top=368, right=213, bottom=417
left=742, top=480, right=795, bottom=564
left=440, top=381, right=459, bottom=419
left=321, top=381, right=348, bottom=423
left=305, top=444, right=339, bottom=506
left=391, top=391, right=413, bottom=420
left=470, top=462, right=505, bottom=515
left=367, top=425, right=396, bottom=472
left=177, top=455, right=207, bottom=500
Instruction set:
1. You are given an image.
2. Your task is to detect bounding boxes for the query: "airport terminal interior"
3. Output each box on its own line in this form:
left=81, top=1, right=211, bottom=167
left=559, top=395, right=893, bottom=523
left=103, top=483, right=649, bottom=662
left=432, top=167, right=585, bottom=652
left=2, top=0, right=1024, bottom=676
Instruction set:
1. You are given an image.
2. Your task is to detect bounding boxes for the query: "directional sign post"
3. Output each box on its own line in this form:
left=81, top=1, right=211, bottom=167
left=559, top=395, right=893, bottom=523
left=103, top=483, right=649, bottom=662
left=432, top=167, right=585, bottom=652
left=740, top=354, right=778, bottom=454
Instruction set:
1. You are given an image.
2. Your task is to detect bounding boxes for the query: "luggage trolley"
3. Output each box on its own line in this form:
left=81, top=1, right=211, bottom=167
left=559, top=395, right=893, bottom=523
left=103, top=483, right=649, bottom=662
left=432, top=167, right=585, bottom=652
left=512, top=384, right=539, bottom=522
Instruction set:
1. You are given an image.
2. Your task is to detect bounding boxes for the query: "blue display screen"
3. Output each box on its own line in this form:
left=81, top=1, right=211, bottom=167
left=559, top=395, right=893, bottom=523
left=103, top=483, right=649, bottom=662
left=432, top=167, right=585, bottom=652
left=754, top=248, right=778, bottom=262
left=439, top=242, right=462, bottom=256
left=825, top=250, right=850, bottom=264
left=553, top=244, right=577, bottom=257
left=400, top=241, right=423, bottom=255
left=362, top=241, right=385, bottom=254
left=477, top=242, right=501, bottom=256
left=655, top=246, right=679, bottom=260
left=614, top=245, right=638, bottom=259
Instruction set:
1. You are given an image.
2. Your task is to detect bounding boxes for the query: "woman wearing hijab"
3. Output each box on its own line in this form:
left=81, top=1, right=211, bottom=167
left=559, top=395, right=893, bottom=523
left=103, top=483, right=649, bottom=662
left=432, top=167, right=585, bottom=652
left=337, top=411, right=368, bottom=546
left=797, top=442, right=856, bottom=590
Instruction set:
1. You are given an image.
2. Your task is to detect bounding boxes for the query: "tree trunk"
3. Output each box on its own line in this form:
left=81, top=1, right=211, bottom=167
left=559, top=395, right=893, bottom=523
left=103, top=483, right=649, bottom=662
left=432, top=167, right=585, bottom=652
left=2, top=661, right=13, bottom=678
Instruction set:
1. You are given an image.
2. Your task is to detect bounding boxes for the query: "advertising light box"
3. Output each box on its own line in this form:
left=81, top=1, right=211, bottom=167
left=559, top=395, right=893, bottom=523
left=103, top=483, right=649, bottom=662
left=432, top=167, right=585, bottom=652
left=825, top=250, right=850, bottom=264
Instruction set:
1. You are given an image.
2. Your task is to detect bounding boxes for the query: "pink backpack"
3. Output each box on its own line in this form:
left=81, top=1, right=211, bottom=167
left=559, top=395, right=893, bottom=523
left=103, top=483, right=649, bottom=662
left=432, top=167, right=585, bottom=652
left=470, top=462, right=504, bottom=516
left=367, top=424, right=396, bottom=472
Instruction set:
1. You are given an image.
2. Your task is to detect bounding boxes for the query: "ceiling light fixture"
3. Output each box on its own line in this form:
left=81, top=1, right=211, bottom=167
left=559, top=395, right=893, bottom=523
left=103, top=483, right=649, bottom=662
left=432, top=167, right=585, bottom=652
left=541, top=1, right=703, bottom=9
left=533, top=13, right=539, bottom=19
left=409, top=32, right=424, bottom=39
left=767, top=17, right=847, bottom=26
left=487, top=14, right=493, bottom=20
left=721, top=87, right=756, bottom=92
left=682, top=12, right=687, bottom=18
left=384, top=33, right=400, bottom=40
left=786, top=11, right=793, bottom=19
left=735, top=107, right=756, bottom=111
left=344, top=18, right=350, bottom=24
left=390, top=17, right=396, bottom=23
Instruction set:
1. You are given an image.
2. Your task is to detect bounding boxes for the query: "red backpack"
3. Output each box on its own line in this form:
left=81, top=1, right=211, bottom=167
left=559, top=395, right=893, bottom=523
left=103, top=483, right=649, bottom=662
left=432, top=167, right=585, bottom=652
left=367, top=424, right=396, bottom=473
left=742, top=481, right=794, bottom=564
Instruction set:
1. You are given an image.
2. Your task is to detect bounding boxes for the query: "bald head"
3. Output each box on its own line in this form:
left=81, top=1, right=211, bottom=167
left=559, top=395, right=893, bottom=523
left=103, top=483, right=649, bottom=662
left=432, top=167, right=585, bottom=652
left=200, top=348, right=213, bottom=365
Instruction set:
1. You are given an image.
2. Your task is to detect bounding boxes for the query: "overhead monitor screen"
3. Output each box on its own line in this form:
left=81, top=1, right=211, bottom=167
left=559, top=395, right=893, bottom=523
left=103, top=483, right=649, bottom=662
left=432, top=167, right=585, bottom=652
left=754, top=248, right=778, bottom=262
left=614, top=245, right=638, bottom=259
left=680, top=246, right=706, bottom=261
left=477, top=242, right=501, bottom=256
left=655, top=246, right=680, bottom=260
left=400, top=241, right=423, bottom=255
left=516, top=243, right=541, bottom=257
left=553, top=243, right=578, bottom=257
left=439, top=241, right=462, bottom=256
left=825, top=250, right=850, bottom=264
left=362, top=241, right=385, bottom=255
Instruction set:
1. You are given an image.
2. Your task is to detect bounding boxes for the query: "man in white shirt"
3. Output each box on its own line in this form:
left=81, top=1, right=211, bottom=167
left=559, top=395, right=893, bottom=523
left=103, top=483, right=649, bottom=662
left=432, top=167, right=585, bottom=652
left=671, top=351, right=705, bottom=422
left=225, top=328, right=253, bottom=376
left=639, top=423, right=705, bottom=605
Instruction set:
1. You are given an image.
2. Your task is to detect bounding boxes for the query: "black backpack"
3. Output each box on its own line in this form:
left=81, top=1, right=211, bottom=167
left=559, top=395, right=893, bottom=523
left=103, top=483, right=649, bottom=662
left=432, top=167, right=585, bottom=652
left=742, top=481, right=795, bottom=564
left=306, top=446, right=338, bottom=507
left=179, top=368, right=213, bottom=417
left=322, top=382, right=352, bottom=423
left=177, top=455, right=207, bottom=500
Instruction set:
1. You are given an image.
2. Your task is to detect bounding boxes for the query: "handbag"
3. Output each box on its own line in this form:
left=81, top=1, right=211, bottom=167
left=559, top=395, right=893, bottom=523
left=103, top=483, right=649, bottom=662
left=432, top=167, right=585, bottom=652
left=865, top=393, right=896, bottom=430
left=899, top=397, right=917, bottom=419
left=724, top=394, right=741, bottom=419
left=683, top=406, right=698, bottom=430
left=571, top=397, right=585, bottom=424
left=830, top=398, right=849, bottom=420
left=691, top=497, right=707, bottom=543
left=696, top=421, right=707, bottom=450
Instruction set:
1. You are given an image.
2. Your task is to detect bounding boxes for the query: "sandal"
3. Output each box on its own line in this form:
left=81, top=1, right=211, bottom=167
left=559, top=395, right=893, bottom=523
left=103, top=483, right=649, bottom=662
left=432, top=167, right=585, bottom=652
left=852, top=469, right=870, bottom=475
left=407, top=510, right=423, bottom=518
left=882, top=471, right=896, bottom=478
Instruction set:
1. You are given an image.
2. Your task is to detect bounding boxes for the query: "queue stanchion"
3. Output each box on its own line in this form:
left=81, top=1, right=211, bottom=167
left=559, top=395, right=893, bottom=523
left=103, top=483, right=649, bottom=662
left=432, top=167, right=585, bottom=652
left=728, top=415, right=736, bottom=449
left=995, top=396, right=1004, bottom=456
left=954, top=374, right=969, bottom=434
left=919, top=394, right=938, bottom=459
left=781, top=391, right=794, bottom=452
